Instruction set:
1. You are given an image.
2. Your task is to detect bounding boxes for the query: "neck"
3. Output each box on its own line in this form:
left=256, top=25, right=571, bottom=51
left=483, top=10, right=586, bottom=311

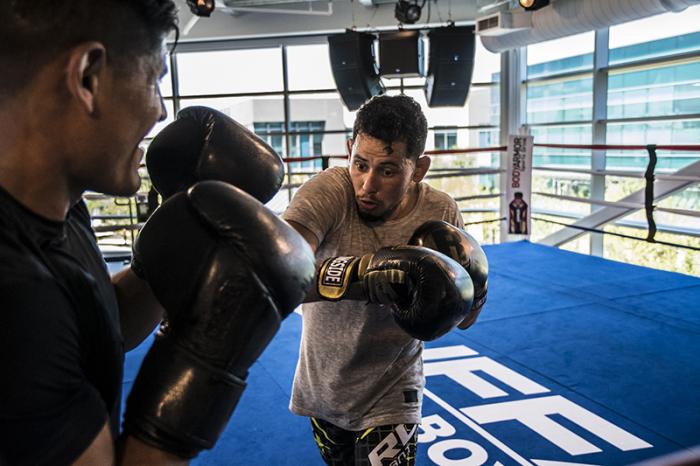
left=0, top=108, right=73, bottom=221
left=388, top=181, right=420, bottom=222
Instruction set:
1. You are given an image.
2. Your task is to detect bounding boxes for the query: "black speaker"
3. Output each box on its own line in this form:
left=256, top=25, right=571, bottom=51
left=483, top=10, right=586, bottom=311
left=378, top=30, right=424, bottom=78
left=328, top=31, right=384, bottom=111
left=424, top=26, right=476, bottom=107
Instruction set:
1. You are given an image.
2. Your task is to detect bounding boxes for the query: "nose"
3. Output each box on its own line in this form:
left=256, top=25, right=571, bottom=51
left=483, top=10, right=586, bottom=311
left=157, top=85, right=167, bottom=122
left=361, top=169, right=380, bottom=194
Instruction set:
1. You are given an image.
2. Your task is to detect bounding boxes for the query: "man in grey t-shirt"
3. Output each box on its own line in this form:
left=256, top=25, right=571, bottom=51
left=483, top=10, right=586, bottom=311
left=283, top=95, right=477, bottom=466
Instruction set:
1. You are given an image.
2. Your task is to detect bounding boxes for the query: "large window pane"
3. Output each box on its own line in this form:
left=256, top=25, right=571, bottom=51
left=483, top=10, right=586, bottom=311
left=527, top=75, right=593, bottom=124
left=160, top=63, right=173, bottom=98
left=608, top=58, right=700, bottom=119
left=287, top=44, right=336, bottom=91
left=253, top=122, right=285, bottom=156
left=179, top=96, right=285, bottom=135
left=177, top=48, right=283, bottom=95
left=288, top=92, right=352, bottom=159
left=427, top=129, right=500, bottom=167
left=526, top=28, right=594, bottom=241
left=606, top=120, right=700, bottom=171
left=391, top=86, right=500, bottom=129
left=289, top=92, right=349, bottom=131
left=531, top=124, right=592, bottom=169
left=609, top=5, right=700, bottom=65
left=527, top=31, right=594, bottom=79
left=392, top=89, right=468, bottom=126
left=469, top=84, right=500, bottom=126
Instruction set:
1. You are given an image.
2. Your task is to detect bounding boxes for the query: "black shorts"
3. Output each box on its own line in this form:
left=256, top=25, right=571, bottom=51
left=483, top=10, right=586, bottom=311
left=310, top=417, right=418, bottom=466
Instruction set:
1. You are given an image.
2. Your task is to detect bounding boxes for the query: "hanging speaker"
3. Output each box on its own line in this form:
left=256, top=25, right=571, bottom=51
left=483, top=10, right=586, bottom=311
left=328, top=31, right=384, bottom=111
left=378, top=30, right=424, bottom=78
left=424, top=26, right=476, bottom=107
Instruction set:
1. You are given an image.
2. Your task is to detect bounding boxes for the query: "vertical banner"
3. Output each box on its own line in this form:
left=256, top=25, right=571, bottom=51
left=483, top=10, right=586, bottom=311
left=506, top=135, right=533, bottom=239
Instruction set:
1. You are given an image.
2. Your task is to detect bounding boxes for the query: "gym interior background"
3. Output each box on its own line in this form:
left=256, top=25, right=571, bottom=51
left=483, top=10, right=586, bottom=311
left=96, top=1, right=699, bottom=464
left=94, top=0, right=700, bottom=276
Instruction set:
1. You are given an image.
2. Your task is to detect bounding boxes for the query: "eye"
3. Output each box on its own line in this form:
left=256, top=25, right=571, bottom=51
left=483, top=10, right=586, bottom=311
left=354, top=160, right=368, bottom=171
left=382, top=168, right=395, bottom=177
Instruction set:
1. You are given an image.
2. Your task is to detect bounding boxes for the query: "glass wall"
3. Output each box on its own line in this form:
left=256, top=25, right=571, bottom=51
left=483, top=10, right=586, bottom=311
left=522, top=6, right=700, bottom=273
left=91, top=5, right=700, bottom=275
left=91, top=33, right=500, bottom=246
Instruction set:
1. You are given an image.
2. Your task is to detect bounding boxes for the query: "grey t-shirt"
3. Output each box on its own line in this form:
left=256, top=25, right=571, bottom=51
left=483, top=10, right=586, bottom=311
left=283, top=166, right=463, bottom=431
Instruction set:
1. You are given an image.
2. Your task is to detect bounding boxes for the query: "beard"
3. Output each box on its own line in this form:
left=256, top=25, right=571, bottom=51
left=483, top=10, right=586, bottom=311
left=356, top=199, right=401, bottom=223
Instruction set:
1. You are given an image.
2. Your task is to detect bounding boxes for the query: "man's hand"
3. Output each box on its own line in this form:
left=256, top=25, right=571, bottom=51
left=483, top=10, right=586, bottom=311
left=123, top=181, right=315, bottom=459
left=315, top=246, right=474, bottom=341
left=409, top=220, right=488, bottom=330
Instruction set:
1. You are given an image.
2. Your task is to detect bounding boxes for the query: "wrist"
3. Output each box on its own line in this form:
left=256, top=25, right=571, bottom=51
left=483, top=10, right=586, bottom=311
left=130, top=256, right=146, bottom=281
left=316, top=254, right=372, bottom=301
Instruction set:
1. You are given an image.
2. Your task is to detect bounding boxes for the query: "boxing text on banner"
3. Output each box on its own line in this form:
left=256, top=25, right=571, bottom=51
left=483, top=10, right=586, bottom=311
left=505, top=134, right=533, bottom=239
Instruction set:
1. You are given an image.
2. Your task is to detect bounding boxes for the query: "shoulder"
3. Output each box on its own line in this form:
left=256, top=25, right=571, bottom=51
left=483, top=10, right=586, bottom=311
left=0, top=228, right=53, bottom=282
left=0, top=273, right=74, bottom=325
left=416, top=182, right=463, bottom=227
left=0, top=272, right=108, bottom=465
left=307, top=166, right=351, bottom=190
left=287, top=166, right=353, bottom=208
left=283, top=166, right=353, bottom=242
left=420, top=182, right=459, bottom=208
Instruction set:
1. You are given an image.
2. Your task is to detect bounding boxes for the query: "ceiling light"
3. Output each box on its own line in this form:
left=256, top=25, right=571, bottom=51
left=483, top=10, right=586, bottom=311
left=519, top=0, right=549, bottom=11
left=395, top=0, right=422, bottom=24
left=186, top=0, right=215, bottom=17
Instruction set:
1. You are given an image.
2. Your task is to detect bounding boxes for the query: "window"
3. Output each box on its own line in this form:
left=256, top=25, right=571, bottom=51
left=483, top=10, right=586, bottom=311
left=522, top=10, right=700, bottom=271
left=609, top=5, right=700, bottom=65
left=254, top=122, right=284, bottom=156
left=608, top=58, right=700, bottom=120
left=177, top=48, right=283, bottom=95
left=434, top=129, right=458, bottom=151
left=289, top=121, right=326, bottom=172
left=525, top=32, right=596, bottom=254
left=287, top=44, right=336, bottom=91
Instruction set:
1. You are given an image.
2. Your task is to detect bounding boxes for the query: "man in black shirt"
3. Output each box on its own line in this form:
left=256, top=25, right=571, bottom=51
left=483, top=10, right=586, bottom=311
left=0, top=2, right=184, bottom=465
left=0, top=3, right=316, bottom=463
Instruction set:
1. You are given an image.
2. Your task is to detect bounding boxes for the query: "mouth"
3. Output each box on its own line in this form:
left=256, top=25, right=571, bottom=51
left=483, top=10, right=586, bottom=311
left=357, top=198, right=379, bottom=211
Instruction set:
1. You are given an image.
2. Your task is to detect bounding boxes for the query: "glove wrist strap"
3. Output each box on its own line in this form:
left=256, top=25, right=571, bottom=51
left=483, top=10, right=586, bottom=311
left=317, top=255, right=369, bottom=300
left=123, top=333, right=246, bottom=458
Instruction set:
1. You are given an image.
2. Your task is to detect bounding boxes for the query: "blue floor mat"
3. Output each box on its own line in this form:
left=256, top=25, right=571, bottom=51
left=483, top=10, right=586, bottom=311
left=122, top=241, right=700, bottom=465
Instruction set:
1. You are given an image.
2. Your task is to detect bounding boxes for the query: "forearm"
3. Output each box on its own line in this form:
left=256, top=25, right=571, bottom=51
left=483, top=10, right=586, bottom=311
left=71, top=421, right=188, bottom=466
left=112, top=267, right=165, bottom=351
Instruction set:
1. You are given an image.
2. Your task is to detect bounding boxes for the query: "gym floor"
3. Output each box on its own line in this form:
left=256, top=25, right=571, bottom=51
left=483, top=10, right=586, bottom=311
left=120, top=241, right=700, bottom=465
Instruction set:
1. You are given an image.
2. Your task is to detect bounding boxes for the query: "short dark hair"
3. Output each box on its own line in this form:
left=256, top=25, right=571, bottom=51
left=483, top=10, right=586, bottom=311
left=0, top=0, right=179, bottom=97
left=352, top=94, right=428, bottom=159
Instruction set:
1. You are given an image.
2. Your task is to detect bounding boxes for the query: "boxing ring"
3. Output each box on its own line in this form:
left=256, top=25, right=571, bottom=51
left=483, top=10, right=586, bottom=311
left=106, top=140, right=700, bottom=464
left=119, top=240, right=700, bottom=465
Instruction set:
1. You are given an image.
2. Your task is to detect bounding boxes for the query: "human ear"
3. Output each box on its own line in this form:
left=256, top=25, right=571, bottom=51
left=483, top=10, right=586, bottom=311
left=412, top=155, right=431, bottom=182
left=65, top=42, right=106, bottom=115
left=346, top=138, right=353, bottom=157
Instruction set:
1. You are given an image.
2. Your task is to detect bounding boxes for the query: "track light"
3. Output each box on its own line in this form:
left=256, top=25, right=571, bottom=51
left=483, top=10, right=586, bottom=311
left=186, top=0, right=215, bottom=17
left=395, top=0, right=423, bottom=25
left=519, top=0, right=549, bottom=11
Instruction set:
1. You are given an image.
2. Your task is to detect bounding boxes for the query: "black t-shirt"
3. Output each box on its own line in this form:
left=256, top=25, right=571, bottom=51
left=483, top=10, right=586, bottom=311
left=0, top=187, right=124, bottom=466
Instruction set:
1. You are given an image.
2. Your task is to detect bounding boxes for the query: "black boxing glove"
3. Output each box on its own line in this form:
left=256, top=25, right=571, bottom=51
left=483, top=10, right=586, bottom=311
left=409, top=221, right=488, bottom=329
left=315, top=246, right=474, bottom=341
left=123, top=180, right=315, bottom=458
left=146, top=106, right=284, bottom=203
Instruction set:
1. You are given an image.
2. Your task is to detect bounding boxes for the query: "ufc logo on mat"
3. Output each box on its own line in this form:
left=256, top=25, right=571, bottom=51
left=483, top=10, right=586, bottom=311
left=419, top=345, right=653, bottom=465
